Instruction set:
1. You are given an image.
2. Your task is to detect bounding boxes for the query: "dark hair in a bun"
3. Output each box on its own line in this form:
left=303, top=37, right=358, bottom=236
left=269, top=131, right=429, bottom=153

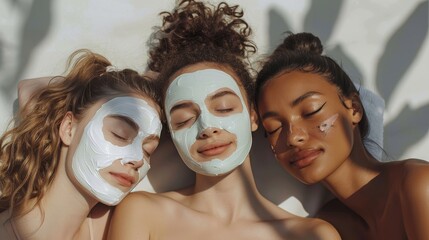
left=273, top=32, right=323, bottom=56
left=255, top=32, right=369, bottom=139
left=148, top=0, right=256, bottom=107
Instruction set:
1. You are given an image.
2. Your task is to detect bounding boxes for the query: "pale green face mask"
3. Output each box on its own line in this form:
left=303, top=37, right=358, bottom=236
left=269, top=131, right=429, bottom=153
left=165, top=69, right=252, bottom=176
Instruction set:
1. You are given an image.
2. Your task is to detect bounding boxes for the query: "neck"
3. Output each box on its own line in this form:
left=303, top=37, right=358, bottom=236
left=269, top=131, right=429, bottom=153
left=322, top=132, right=383, bottom=216
left=15, top=147, right=97, bottom=239
left=190, top=157, right=268, bottom=223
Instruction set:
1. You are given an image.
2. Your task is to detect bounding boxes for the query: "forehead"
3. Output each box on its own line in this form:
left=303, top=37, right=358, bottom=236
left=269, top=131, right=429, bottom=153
left=170, top=62, right=238, bottom=81
left=261, top=71, right=336, bottom=99
left=165, top=66, right=246, bottom=109
left=84, top=94, right=160, bottom=118
left=168, top=62, right=246, bottom=93
left=127, top=93, right=160, bottom=115
left=91, top=96, right=161, bottom=132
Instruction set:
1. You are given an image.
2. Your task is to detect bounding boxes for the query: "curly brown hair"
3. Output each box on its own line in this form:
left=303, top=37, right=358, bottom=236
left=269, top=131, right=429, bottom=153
left=147, top=0, right=257, bottom=107
left=0, top=49, right=158, bottom=218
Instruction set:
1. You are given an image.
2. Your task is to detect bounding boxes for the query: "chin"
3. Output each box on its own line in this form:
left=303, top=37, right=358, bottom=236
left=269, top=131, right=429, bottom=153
left=300, top=178, right=320, bottom=185
left=291, top=173, right=323, bottom=185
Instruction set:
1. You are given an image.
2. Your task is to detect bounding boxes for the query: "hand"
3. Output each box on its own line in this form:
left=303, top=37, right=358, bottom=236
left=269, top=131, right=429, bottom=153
left=18, top=77, right=54, bottom=111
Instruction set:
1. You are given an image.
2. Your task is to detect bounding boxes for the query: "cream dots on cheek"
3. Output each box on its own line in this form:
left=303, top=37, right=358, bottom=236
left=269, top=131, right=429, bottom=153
left=71, top=96, right=162, bottom=206
left=269, top=113, right=340, bottom=153
left=317, top=113, right=339, bottom=135
left=165, top=69, right=253, bottom=176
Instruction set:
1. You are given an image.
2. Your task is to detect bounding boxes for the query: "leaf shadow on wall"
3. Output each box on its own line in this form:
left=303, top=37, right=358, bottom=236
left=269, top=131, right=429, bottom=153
left=253, top=0, right=429, bottom=211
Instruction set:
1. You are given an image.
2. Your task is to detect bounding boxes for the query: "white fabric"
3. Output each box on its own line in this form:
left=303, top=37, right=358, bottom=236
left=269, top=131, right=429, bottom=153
left=357, top=84, right=385, bottom=160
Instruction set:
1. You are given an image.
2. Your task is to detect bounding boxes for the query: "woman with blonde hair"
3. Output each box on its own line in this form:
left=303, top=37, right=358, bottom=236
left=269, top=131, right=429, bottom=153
left=0, top=50, right=162, bottom=239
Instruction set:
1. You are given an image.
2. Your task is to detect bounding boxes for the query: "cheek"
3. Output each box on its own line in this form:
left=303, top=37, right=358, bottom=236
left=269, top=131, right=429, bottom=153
left=66, top=128, right=84, bottom=172
left=268, top=135, right=282, bottom=156
left=308, top=121, right=355, bottom=182
left=98, top=168, right=112, bottom=183
left=170, top=125, right=198, bottom=157
left=311, top=113, right=352, bottom=142
left=322, top=116, right=355, bottom=159
left=189, top=142, right=200, bottom=160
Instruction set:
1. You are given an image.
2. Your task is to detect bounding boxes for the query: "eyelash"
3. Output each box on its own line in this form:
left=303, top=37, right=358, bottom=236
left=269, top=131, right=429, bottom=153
left=266, top=102, right=327, bottom=136
left=267, top=126, right=281, bottom=136
left=216, top=108, right=233, bottom=113
left=112, top=132, right=128, bottom=141
left=265, top=125, right=282, bottom=136
left=175, top=117, right=194, bottom=128
left=304, top=102, right=326, bottom=117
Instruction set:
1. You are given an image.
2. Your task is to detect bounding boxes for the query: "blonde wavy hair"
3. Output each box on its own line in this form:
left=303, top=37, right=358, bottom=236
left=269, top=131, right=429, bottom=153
left=0, top=49, right=158, bottom=219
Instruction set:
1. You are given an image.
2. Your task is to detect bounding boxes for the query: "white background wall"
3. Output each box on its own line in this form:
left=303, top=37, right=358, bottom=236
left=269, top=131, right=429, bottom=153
left=1, top=0, right=428, bottom=216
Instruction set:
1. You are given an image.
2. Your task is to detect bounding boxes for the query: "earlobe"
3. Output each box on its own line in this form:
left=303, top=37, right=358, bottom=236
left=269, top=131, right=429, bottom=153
left=59, top=112, right=76, bottom=146
left=249, top=108, right=259, bottom=132
left=350, top=95, right=363, bottom=126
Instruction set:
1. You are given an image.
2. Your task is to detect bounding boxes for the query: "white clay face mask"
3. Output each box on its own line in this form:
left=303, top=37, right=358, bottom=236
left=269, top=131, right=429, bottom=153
left=165, top=69, right=252, bottom=176
left=72, top=96, right=162, bottom=205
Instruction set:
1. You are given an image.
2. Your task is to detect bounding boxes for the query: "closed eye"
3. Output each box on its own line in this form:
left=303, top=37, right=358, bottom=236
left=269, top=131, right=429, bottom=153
left=216, top=108, right=233, bottom=113
left=304, top=102, right=326, bottom=117
left=175, top=117, right=194, bottom=128
left=111, top=132, right=130, bottom=142
left=266, top=126, right=282, bottom=135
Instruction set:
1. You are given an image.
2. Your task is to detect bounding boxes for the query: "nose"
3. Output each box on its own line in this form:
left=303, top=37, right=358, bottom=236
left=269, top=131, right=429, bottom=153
left=125, top=159, right=144, bottom=170
left=198, top=127, right=220, bottom=139
left=196, top=111, right=220, bottom=139
left=285, top=123, right=307, bottom=147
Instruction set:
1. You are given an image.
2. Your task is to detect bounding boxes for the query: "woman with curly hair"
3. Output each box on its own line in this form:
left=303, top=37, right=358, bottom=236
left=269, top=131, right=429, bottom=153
left=107, top=1, right=340, bottom=239
left=0, top=50, right=162, bottom=239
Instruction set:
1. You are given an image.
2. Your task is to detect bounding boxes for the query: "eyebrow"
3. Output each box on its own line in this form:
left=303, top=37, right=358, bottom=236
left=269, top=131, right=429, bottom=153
left=209, top=90, right=239, bottom=101
left=169, top=102, right=194, bottom=114
left=261, top=91, right=322, bottom=120
left=109, top=115, right=139, bottom=131
left=291, top=91, right=322, bottom=107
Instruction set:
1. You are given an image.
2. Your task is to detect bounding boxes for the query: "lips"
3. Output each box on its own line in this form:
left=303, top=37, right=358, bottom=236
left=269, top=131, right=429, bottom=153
left=197, top=142, right=233, bottom=157
left=289, top=149, right=322, bottom=169
left=109, top=172, right=136, bottom=187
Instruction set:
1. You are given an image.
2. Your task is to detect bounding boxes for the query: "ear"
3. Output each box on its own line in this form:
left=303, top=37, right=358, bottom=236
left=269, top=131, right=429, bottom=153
left=345, top=94, right=363, bottom=127
left=249, top=107, right=259, bottom=132
left=59, top=112, right=76, bottom=146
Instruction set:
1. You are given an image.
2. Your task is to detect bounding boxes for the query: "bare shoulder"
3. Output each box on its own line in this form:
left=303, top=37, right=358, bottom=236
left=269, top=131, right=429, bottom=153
left=396, top=159, right=429, bottom=239
left=399, top=159, right=429, bottom=193
left=108, top=192, right=164, bottom=239
left=400, top=158, right=429, bottom=170
left=394, top=159, right=429, bottom=209
left=112, top=190, right=189, bottom=221
left=302, top=217, right=341, bottom=240
left=286, top=216, right=341, bottom=240
left=317, top=198, right=368, bottom=240
left=114, top=191, right=168, bottom=214
left=108, top=190, right=195, bottom=239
